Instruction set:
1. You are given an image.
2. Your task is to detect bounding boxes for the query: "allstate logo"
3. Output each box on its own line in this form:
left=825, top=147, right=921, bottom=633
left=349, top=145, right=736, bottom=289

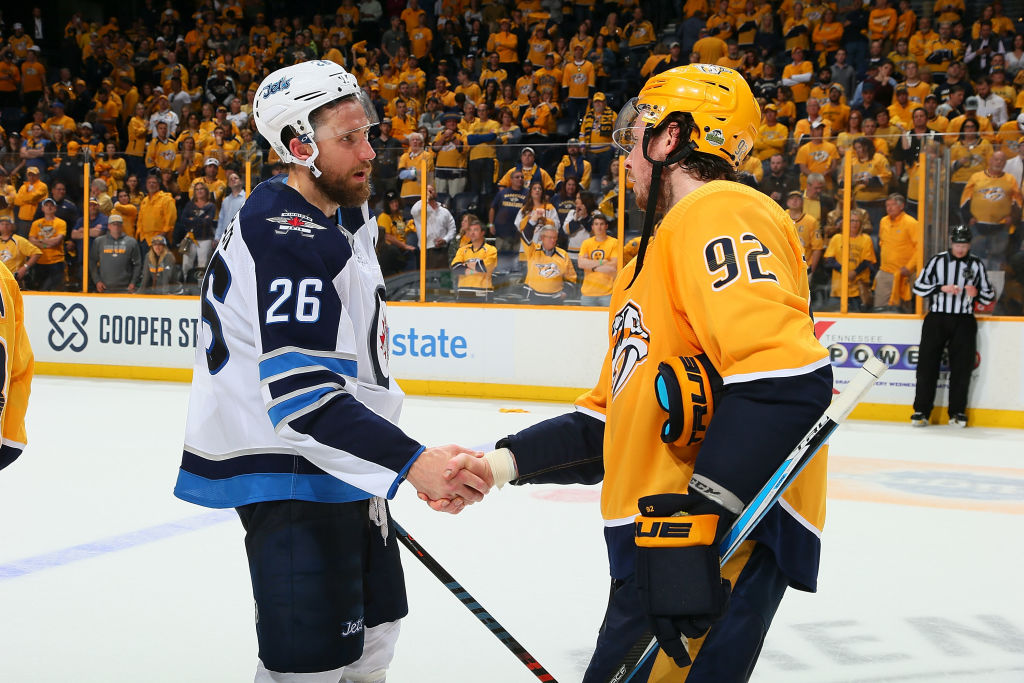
left=48, top=302, right=88, bottom=352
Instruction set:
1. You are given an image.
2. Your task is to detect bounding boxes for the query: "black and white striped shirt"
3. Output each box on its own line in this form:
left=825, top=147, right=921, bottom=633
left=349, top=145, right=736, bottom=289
left=913, top=251, right=996, bottom=314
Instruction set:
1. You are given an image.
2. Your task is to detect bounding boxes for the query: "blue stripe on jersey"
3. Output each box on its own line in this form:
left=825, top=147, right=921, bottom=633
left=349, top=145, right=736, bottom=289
left=268, top=385, right=342, bottom=427
left=173, top=469, right=373, bottom=509
left=388, top=446, right=424, bottom=498
left=266, top=368, right=346, bottom=401
left=258, top=352, right=358, bottom=381
left=287, top=394, right=424, bottom=476
left=181, top=450, right=330, bottom=479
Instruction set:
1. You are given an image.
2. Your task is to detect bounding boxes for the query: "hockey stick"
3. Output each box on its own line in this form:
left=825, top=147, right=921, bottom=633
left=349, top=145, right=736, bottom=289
left=607, top=356, right=888, bottom=683
left=393, top=520, right=559, bottom=683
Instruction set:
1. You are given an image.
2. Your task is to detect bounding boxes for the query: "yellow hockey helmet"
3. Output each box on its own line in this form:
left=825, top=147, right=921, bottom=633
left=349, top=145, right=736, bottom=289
left=612, top=64, right=760, bottom=169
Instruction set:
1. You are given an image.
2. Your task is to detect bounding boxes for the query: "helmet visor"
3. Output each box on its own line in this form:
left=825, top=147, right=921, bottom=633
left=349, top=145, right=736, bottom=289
left=612, top=97, right=641, bottom=153
left=612, top=97, right=664, bottom=154
left=311, top=90, right=380, bottom=144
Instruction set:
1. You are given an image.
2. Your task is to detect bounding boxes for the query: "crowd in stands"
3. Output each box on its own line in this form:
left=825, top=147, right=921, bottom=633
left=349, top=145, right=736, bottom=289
left=0, top=0, right=1021, bottom=312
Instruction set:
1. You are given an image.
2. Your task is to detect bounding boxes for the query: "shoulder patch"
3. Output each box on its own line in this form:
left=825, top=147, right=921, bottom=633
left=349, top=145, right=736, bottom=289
left=266, top=212, right=328, bottom=238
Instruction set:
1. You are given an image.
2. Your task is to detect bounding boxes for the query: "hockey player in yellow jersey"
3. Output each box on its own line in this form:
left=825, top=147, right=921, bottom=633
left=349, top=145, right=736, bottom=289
left=423, top=65, right=833, bottom=683
left=0, top=245, right=33, bottom=472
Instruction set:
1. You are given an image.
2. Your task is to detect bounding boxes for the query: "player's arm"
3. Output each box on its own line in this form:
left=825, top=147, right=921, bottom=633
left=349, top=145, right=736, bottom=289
left=450, top=246, right=468, bottom=273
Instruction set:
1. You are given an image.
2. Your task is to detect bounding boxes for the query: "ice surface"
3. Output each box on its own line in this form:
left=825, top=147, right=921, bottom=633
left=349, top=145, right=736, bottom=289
left=0, top=377, right=1021, bottom=682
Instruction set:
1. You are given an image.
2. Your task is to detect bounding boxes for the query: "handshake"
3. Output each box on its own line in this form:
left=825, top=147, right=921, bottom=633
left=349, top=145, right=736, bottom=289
left=406, top=445, right=517, bottom=514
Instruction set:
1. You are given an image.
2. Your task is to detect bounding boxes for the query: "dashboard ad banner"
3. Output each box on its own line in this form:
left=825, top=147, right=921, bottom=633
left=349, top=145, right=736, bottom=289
left=23, top=295, right=1024, bottom=414
left=815, top=316, right=1024, bottom=413
left=27, top=294, right=201, bottom=368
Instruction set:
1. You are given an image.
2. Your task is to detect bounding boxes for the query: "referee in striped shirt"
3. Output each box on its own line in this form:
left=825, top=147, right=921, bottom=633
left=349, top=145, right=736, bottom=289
left=910, top=225, right=995, bottom=428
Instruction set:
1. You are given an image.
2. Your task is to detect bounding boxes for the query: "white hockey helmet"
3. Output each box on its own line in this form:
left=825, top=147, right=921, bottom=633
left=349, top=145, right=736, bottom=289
left=253, top=60, right=377, bottom=177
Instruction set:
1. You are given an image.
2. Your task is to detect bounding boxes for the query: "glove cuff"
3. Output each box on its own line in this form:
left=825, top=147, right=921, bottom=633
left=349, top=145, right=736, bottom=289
left=635, top=513, right=720, bottom=548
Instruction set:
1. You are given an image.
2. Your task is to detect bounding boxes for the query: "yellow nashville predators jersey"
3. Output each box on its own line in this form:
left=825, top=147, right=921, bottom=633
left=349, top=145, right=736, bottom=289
left=522, top=241, right=577, bottom=294
left=0, top=264, right=32, bottom=469
left=576, top=180, right=829, bottom=530
left=0, top=235, right=42, bottom=273
left=451, top=242, right=498, bottom=290
left=960, top=171, right=1022, bottom=224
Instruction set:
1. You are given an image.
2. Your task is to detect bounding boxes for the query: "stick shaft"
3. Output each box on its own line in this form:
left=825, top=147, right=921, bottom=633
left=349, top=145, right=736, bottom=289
left=393, top=521, right=558, bottom=683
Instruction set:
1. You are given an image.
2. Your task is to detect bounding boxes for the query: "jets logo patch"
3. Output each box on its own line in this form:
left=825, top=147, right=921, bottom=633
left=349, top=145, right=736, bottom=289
left=610, top=301, right=651, bottom=399
left=267, top=213, right=327, bottom=237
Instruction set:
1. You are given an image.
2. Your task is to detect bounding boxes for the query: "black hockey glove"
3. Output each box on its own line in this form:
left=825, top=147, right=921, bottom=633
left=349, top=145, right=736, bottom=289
left=634, top=493, right=736, bottom=668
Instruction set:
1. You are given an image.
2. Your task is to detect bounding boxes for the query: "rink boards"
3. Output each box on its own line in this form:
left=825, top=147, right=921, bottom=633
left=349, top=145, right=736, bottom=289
left=22, top=293, right=1024, bottom=428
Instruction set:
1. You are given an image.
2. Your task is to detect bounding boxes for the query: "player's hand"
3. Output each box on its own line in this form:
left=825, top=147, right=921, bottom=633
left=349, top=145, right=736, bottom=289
left=417, top=452, right=495, bottom=512
left=635, top=493, right=735, bottom=668
left=900, top=266, right=913, bottom=279
left=407, top=444, right=488, bottom=513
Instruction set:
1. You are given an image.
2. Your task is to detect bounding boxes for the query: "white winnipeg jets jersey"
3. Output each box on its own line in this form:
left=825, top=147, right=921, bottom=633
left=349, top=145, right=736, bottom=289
left=175, top=179, right=424, bottom=509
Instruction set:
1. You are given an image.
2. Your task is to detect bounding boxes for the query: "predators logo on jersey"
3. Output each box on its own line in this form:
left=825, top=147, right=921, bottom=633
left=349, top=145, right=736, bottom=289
left=982, top=186, right=1006, bottom=201
left=536, top=262, right=564, bottom=278
left=610, top=301, right=650, bottom=398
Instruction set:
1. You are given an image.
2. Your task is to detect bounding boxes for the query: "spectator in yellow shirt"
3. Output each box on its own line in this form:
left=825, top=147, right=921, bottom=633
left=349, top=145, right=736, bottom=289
left=868, top=0, right=899, bottom=46
left=782, top=4, right=812, bottom=52
left=823, top=212, right=877, bottom=310
left=693, top=28, right=728, bottom=64
left=488, top=18, right=519, bottom=75
left=875, top=193, right=921, bottom=310
left=0, top=214, right=41, bottom=287
left=959, top=150, right=1021, bottom=271
left=782, top=47, right=814, bottom=108
left=13, top=167, right=48, bottom=237
left=136, top=174, right=178, bottom=254
left=27, top=197, right=66, bottom=291
left=706, top=1, right=735, bottom=42
left=795, top=123, right=839, bottom=186
left=754, top=105, right=789, bottom=160
left=408, top=15, right=433, bottom=60
left=576, top=212, right=619, bottom=306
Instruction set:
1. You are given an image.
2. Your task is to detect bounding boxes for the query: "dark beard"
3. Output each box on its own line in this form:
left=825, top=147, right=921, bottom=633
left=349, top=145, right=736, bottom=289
left=313, top=168, right=372, bottom=208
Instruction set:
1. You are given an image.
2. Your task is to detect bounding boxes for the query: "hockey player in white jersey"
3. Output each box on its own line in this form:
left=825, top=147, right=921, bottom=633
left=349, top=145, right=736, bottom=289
left=174, top=61, right=489, bottom=683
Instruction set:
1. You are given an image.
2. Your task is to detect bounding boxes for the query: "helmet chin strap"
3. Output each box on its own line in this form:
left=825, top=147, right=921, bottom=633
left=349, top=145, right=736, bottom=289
left=294, top=134, right=324, bottom=178
left=625, top=126, right=696, bottom=289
